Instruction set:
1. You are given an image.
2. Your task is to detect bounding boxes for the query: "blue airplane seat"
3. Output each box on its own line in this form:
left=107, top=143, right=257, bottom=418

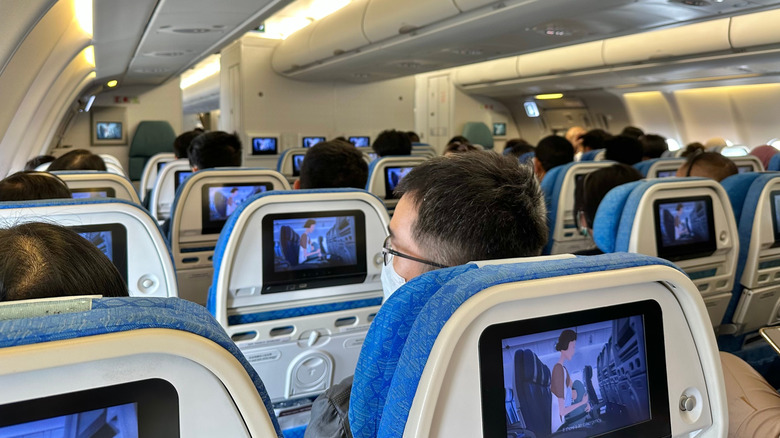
left=580, top=148, right=603, bottom=161
left=593, top=177, right=739, bottom=328
left=517, top=151, right=534, bottom=165
left=768, top=153, right=780, bottom=171
left=149, top=158, right=191, bottom=221
left=513, top=349, right=551, bottom=435
left=276, top=148, right=308, bottom=184
left=633, top=159, right=657, bottom=177
left=0, top=296, right=281, bottom=437
left=349, top=253, right=726, bottom=438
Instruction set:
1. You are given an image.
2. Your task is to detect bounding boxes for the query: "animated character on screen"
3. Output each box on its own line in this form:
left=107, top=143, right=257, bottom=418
left=551, top=329, right=590, bottom=432
left=226, top=187, right=240, bottom=217
left=299, top=219, right=322, bottom=264
left=674, top=203, right=692, bottom=240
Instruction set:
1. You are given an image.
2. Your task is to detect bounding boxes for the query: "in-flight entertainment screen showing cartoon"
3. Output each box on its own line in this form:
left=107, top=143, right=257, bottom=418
left=654, top=196, right=716, bottom=261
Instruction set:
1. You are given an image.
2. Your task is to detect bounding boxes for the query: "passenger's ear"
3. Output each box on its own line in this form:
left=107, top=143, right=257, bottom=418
left=533, top=157, right=544, bottom=180
left=293, top=179, right=300, bottom=190
left=191, top=166, right=199, bottom=172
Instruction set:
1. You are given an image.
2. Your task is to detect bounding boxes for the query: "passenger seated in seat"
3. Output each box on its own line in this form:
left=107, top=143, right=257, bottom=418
left=565, top=126, right=587, bottom=155
left=24, top=155, right=55, bottom=171
left=443, top=141, right=478, bottom=156
left=0, top=171, right=72, bottom=201
left=0, top=222, right=128, bottom=301
left=406, top=131, right=420, bottom=143
left=604, top=135, right=643, bottom=165
left=305, top=151, right=548, bottom=438
left=372, top=130, right=412, bottom=157
left=676, top=151, right=738, bottom=182
left=581, top=129, right=611, bottom=156
left=533, top=135, right=574, bottom=181
left=293, top=141, right=368, bottom=190
left=48, top=149, right=106, bottom=171
left=502, top=139, right=534, bottom=159
left=640, top=134, right=668, bottom=160
left=188, top=131, right=242, bottom=171
left=173, top=128, right=204, bottom=159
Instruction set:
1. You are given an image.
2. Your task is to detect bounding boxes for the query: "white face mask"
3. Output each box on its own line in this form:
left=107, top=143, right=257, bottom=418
left=381, top=261, right=406, bottom=302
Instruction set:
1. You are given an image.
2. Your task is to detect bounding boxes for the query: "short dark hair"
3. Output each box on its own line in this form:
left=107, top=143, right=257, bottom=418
left=188, top=131, right=242, bottom=170
left=300, top=141, right=368, bottom=189
left=536, top=136, right=574, bottom=171
left=681, top=142, right=705, bottom=158
left=555, top=329, right=577, bottom=351
left=447, top=136, right=469, bottom=145
left=502, top=139, right=534, bottom=158
left=443, top=141, right=478, bottom=155
left=581, top=129, right=611, bottom=152
left=372, top=130, right=412, bottom=157
left=0, top=171, right=72, bottom=201
left=406, top=131, right=420, bottom=143
left=679, top=152, right=738, bottom=182
left=620, top=126, right=645, bottom=139
left=173, top=129, right=204, bottom=159
left=48, top=150, right=106, bottom=171
left=24, top=155, right=55, bottom=171
left=0, top=222, right=128, bottom=301
left=604, top=135, right=643, bottom=165
left=574, top=164, right=642, bottom=229
left=641, top=134, right=668, bottom=159
left=394, top=152, right=548, bottom=267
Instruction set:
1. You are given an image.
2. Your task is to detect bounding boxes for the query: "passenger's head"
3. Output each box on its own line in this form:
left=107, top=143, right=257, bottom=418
left=24, top=155, right=55, bottom=171
left=581, top=129, right=611, bottom=153
left=372, top=130, right=412, bottom=157
left=574, top=164, right=642, bottom=233
left=750, top=145, right=777, bottom=170
left=681, top=142, right=706, bottom=158
left=533, top=135, right=574, bottom=180
left=640, top=134, right=668, bottom=160
left=676, top=152, right=738, bottom=182
left=620, top=126, right=645, bottom=139
left=383, top=152, right=547, bottom=300
left=173, top=129, right=204, bottom=159
left=406, top=131, right=420, bottom=143
left=0, top=222, right=128, bottom=301
left=295, top=141, right=368, bottom=189
left=555, top=329, right=577, bottom=357
left=0, top=171, right=72, bottom=202
left=604, top=135, right=643, bottom=165
left=188, top=131, right=242, bottom=171
left=705, top=137, right=728, bottom=152
left=447, top=135, right=469, bottom=145
left=47, top=149, right=106, bottom=171
left=565, top=126, right=587, bottom=153
left=502, top=139, right=534, bottom=158
left=443, top=141, right=478, bottom=156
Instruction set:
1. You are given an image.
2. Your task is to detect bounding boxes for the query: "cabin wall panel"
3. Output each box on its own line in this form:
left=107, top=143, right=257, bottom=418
left=621, top=91, right=681, bottom=142
left=453, top=87, right=519, bottom=152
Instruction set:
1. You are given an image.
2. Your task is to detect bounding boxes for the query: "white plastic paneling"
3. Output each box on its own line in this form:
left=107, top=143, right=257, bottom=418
left=453, top=57, right=519, bottom=85
left=517, top=41, right=605, bottom=77
left=452, top=0, right=500, bottom=12
left=308, top=0, right=370, bottom=60
left=730, top=9, right=780, bottom=49
left=363, top=0, right=460, bottom=43
left=270, top=23, right=318, bottom=74
left=603, top=19, right=731, bottom=65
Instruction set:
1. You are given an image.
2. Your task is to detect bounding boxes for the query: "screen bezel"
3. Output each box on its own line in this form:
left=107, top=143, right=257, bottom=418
left=174, top=170, right=193, bottom=191
left=70, top=187, right=117, bottom=199
left=251, top=137, right=278, bottom=155
left=200, top=182, right=273, bottom=235
left=653, top=195, right=717, bottom=262
left=769, top=190, right=780, bottom=245
left=478, top=300, right=670, bottom=438
left=0, top=379, right=179, bottom=437
left=384, top=166, right=412, bottom=199
left=292, top=154, right=305, bottom=177
left=261, top=210, right=368, bottom=294
left=68, top=223, right=128, bottom=283
left=302, top=137, right=326, bottom=148
left=349, top=136, right=371, bottom=148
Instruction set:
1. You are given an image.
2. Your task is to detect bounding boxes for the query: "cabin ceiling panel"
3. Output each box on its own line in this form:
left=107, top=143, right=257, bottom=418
left=0, top=0, right=56, bottom=76
left=94, top=0, right=158, bottom=82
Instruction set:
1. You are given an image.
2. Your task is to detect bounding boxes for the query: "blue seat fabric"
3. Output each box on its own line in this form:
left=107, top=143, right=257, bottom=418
left=539, top=163, right=575, bottom=255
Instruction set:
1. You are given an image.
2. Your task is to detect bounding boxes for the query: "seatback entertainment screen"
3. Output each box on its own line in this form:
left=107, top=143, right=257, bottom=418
left=349, top=136, right=370, bottom=148
left=302, top=137, right=326, bottom=148
left=653, top=196, right=716, bottom=261
left=384, top=166, right=413, bottom=199
left=292, top=154, right=305, bottom=177
left=69, top=223, right=128, bottom=282
left=71, top=187, right=116, bottom=199
left=174, top=170, right=193, bottom=191
left=201, top=183, right=272, bottom=234
left=655, top=170, right=676, bottom=178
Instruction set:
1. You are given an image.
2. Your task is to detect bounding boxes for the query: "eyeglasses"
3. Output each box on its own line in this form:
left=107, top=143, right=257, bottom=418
left=382, top=235, right=449, bottom=269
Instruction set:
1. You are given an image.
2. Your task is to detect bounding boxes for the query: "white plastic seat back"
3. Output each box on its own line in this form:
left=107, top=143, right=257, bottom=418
left=0, top=199, right=177, bottom=298
left=731, top=155, right=764, bottom=173
left=348, top=253, right=726, bottom=438
left=209, top=189, right=388, bottom=404
left=593, top=178, right=739, bottom=328
left=645, top=158, right=685, bottom=179
left=0, top=297, right=281, bottom=438
left=149, top=158, right=191, bottom=221
left=140, top=152, right=176, bottom=203
left=171, top=168, right=290, bottom=305
left=276, top=148, right=308, bottom=184
left=365, top=156, right=427, bottom=214
left=53, top=171, right=141, bottom=204
left=98, top=154, right=123, bottom=170
left=410, top=146, right=435, bottom=159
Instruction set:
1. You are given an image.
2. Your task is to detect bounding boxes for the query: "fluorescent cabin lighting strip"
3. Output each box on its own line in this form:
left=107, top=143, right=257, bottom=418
left=180, top=59, right=221, bottom=89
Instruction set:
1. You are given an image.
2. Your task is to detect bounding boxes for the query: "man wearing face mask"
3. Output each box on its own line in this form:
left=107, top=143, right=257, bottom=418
left=306, top=151, right=549, bottom=438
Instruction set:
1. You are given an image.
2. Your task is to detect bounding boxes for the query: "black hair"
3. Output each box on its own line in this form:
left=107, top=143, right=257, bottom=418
left=48, top=149, right=106, bottom=171
left=372, top=130, right=412, bottom=157
left=447, top=135, right=469, bottom=145
left=188, top=131, right=242, bottom=170
left=0, top=222, right=128, bottom=301
left=173, top=129, right=204, bottom=159
left=304, top=219, right=316, bottom=228
left=574, top=164, right=642, bottom=230
left=502, top=139, right=534, bottom=158
left=679, top=151, right=738, bottom=182
left=24, top=155, right=55, bottom=171
left=581, top=129, right=612, bottom=152
left=0, top=171, right=72, bottom=201
left=300, top=141, right=368, bottom=189
left=620, top=126, right=645, bottom=139
left=640, top=134, right=668, bottom=159
left=394, top=152, right=548, bottom=267
left=407, top=131, right=420, bottom=143
left=536, top=135, right=574, bottom=171
left=555, top=329, right=577, bottom=351
left=604, top=135, right=643, bottom=165
left=443, top=141, right=478, bottom=155
left=681, top=142, right=705, bottom=158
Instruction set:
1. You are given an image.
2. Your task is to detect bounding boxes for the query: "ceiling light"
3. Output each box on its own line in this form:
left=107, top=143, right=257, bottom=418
left=83, top=45, right=95, bottom=67
left=75, top=0, right=93, bottom=37
left=180, top=57, right=220, bottom=89
left=535, top=93, right=564, bottom=100
left=106, top=80, right=118, bottom=88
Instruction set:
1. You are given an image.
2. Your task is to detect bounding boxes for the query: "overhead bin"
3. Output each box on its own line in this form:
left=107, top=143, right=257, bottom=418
left=308, top=0, right=370, bottom=59
left=362, top=0, right=461, bottom=43
left=270, top=23, right=319, bottom=74
left=516, top=41, right=605, bottom=77
left=730, top=9, right=780, bottom=49
left=454, top=57, right=519, bottom=85
left=602, top=19, right=731, bottom=65
left=452, top=0, right=503, bottom=12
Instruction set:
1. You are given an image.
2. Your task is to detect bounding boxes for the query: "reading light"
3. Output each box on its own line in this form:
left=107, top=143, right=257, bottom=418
left=106, top=80, right=118, bottom=88
left=180, top=57, right=220, bottom=89
left=75, top=0, right=93, bottom=37
left=535, top=93, right=563, bottom=100
left=83, top=45, right=95, bottom=67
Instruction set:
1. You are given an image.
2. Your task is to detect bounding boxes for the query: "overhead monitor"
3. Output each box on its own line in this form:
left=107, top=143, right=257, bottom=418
left=653, top=196, right=717, bottom=262
left=174, top=170, right=193, bottom=192
left=479, top=300, right=670, bottom=438
left=261, top=211, right=367, bottom=293
left=71, top=187, right=117, bottom=199
left=251, top=137, right=278, bottom=156
left=201, top=182, right=272, bottom=234
left=384, top=166, right=412, bottom=199
left=95, top=122, right=123, bottom=140
left=0, top=379, right=179, bottom=437
left=302, top=137, right=326, bottom=148
left=68, top=223, right=128, bottom=284
left=655, top=170, right=677, bottom=178
left=292, top=154, right=305, bottom=177
left=349, top=136, right=370, bottom=148
left=493, top=122, right=507, bottom=136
